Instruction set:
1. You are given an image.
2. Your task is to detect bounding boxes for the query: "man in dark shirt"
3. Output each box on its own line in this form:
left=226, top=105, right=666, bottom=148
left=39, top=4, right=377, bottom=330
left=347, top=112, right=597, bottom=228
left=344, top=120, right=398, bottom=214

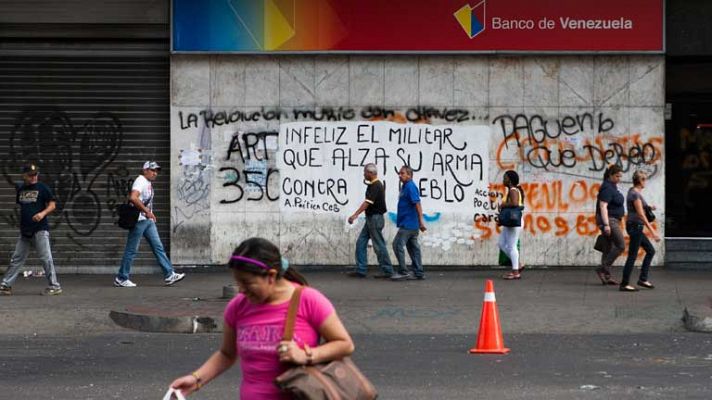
left=0, top=163, right=62, bottom=295
left=347, top=163, right=394, bottom=278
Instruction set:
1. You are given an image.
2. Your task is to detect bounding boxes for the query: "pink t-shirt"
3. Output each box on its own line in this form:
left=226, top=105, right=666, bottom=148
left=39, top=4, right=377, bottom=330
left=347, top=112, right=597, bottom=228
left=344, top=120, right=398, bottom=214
left=224, top=285, right=335, bottom=399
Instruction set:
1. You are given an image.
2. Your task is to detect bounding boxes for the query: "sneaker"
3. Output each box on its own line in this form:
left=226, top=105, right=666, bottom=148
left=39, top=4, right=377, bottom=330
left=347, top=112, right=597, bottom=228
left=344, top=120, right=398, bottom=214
left=164, top=272, right=185, bottom=286
left=346, top=271, right=367, bottom=278
left=390, top=272, right=411, bottom=281
left=114, top=278, right=137, bottom=288
left=373, top=273, right=393, bottom=279
left=0, top=285, right=11, bottom=295
left=42, top=287, right=62, bottom=296
left=407, top=274, right=426, bottom=280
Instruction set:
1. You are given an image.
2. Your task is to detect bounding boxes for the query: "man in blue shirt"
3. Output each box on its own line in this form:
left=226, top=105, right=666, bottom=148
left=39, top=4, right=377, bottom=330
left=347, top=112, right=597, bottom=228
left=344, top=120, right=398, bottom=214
left=391, top=165, right=427, bottom=281
left=0, top=163, right=62, bottom=295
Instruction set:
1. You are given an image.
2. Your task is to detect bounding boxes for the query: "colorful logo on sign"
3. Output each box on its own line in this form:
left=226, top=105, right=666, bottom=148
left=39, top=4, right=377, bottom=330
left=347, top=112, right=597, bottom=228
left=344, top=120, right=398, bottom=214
left=454, top=1, right=486, bottom=39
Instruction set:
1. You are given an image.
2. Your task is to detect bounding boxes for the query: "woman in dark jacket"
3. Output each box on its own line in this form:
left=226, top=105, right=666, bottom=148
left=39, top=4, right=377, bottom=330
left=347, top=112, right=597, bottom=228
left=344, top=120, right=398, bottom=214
left=595, top=165, right=625, bottom=285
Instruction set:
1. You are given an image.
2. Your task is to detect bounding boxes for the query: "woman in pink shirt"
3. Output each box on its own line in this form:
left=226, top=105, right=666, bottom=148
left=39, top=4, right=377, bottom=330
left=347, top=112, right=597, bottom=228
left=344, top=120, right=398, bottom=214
left=169, top=237, right=354, bottom=399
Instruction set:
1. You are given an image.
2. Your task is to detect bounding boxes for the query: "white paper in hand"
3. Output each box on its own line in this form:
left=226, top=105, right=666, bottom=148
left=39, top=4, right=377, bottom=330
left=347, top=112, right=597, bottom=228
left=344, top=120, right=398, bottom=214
left=162, top=388, right=186, bottom=400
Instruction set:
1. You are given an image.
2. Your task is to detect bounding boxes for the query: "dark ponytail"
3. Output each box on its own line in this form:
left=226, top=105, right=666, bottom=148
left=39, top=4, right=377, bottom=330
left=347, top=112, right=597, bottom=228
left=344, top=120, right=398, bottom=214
left=228, top=237, right=308, bottom=286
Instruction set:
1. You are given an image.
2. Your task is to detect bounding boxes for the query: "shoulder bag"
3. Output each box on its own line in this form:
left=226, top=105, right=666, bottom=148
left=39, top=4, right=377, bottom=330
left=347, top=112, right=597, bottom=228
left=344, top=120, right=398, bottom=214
left=499, top=206, right=524, bottom=227
left=498, top=187, right=524, bottom=228
left=117, top=197, right=150, bottom=230
left=274, top=286, right=378, bottom=400
left=117, top=202, right=140, bottom=230
left=643, top=205, right=656, bottom=222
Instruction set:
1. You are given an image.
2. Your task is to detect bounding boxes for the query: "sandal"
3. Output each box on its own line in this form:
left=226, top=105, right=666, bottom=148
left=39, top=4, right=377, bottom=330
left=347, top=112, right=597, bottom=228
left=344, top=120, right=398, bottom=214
left=502, top=272, right=521, bottom=280
left=518, top=264, right=526, bottom=274
left=637, top=281, right=655, bottom=289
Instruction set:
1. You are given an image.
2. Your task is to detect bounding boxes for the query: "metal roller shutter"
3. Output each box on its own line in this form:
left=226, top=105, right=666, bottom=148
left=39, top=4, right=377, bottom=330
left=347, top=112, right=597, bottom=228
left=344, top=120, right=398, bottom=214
left=0, top=44, right=170, bottom=273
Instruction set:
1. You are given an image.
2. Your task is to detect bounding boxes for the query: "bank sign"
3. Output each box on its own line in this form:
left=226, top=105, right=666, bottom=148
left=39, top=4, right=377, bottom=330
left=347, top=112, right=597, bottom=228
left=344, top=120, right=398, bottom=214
left=172, top=0, right=663, bottom=53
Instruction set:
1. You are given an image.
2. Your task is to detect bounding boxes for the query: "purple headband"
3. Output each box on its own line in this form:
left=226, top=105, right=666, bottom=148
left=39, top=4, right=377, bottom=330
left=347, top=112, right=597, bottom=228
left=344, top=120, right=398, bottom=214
left=231, top=255, right=270, bottom=270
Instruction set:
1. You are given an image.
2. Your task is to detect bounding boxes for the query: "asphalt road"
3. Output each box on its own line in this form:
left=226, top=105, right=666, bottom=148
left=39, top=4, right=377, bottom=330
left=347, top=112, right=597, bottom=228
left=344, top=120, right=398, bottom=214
left=1, top=332, right=710, bottom=400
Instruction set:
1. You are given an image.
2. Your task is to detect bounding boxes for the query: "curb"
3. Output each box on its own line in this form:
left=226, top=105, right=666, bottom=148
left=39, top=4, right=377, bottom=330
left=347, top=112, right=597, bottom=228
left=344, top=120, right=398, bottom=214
left=223, top=284, right=238, bottom=299
left=682, top=306, right=712, bottom=333
left=109, top=310, right=223, bottom=334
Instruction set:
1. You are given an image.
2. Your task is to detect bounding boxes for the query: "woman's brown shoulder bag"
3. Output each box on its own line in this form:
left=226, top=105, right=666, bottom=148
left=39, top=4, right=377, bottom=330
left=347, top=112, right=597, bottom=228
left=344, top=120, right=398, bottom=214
left=274, top=286, right=378, bottom=400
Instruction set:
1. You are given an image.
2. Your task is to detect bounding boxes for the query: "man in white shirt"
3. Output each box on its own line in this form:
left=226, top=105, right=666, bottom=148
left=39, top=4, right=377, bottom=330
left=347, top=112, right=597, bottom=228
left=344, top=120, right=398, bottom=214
left=114, top=161, right=185, bottom=287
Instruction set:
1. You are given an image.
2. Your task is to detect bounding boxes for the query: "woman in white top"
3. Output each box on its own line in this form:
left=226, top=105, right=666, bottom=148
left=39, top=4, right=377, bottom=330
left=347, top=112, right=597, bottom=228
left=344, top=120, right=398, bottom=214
left=499, top=170, right=525, bottom=280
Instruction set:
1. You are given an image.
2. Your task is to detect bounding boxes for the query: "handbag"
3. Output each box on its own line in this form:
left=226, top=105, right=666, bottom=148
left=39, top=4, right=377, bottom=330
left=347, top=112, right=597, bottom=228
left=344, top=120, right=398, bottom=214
left=643, top=205, right=656, bottom=222
left=593, top=235, right=606, bottom=252
left=275, top=287, right=378, bottom=400
left=499, top=206, right=524, bottom=227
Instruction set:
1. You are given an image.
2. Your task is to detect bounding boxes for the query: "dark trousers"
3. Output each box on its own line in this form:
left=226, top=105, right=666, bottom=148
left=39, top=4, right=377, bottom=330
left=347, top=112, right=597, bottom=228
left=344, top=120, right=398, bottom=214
left=621, top=222, right=656, bottom=286
left=597, top=217, right=625, bottom=277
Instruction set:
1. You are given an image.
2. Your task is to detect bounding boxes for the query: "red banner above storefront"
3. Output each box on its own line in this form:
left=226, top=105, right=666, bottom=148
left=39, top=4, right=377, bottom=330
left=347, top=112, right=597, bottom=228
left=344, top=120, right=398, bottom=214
left=173, top=0, right=664, bottom=53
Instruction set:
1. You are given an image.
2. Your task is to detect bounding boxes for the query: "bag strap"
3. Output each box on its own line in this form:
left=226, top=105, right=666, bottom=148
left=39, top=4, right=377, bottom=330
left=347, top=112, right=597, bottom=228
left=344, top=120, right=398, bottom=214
left=282, top=285, right=303, bottom=341
left=125, top=197, right=151, bottom=207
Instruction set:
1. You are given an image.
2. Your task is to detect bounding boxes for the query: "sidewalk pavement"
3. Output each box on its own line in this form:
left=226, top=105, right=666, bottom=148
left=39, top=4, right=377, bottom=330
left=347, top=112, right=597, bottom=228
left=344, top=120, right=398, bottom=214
left=0, top=268, right=710, bottom=336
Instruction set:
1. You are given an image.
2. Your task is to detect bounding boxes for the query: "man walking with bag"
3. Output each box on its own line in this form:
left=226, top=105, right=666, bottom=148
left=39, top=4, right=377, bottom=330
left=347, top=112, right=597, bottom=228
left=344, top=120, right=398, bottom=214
left=0, top=163, right=62, bottom=295
left=114, top=161, right=185, bottom=287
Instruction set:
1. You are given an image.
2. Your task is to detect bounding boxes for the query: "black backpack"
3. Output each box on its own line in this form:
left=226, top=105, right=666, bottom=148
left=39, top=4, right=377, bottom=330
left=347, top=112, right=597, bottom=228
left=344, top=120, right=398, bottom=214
left=116, top=197, right=150, bottom=230
left=117, top=202, right=140, bottom=230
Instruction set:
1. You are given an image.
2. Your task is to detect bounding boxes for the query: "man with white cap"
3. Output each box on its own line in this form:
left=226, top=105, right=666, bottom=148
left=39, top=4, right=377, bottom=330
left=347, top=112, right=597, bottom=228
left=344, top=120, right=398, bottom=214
left=114, top=161, right=185, bottom=287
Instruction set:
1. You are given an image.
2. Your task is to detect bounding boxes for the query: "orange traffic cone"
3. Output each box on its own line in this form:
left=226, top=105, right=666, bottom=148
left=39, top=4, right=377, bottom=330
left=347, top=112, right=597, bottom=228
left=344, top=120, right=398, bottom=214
left=469, top=279, right=510, bottom=354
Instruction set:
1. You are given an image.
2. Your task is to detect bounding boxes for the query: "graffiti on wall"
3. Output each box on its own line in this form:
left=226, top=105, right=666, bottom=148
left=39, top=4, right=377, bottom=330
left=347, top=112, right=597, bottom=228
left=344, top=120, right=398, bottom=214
left=276, top=121, right=490, bottom=215
left=493, top=112, right=662, bottom=179
left=680, top=125, right=712, bottom=209
left=1, top=109, right=123, bottom=237
left=177, top=106, right=490, bottom=130
left=174, top=104, right=664, bottom=260
left=219, top=130, right=279, bottom=204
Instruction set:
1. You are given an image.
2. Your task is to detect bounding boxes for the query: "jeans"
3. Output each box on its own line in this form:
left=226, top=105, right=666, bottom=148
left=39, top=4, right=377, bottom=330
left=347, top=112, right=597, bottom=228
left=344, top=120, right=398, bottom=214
left=117, top=219, right=174, bottom=281
left=498, top=226, right=522, bottom=271
left=597, top=217, right=625, bottom=277
left=392, top=228, right=423, bottom=277
left=2, top=230, right=60, bottom=289
left=354, top=214, right=393, bottom=275
left=621, top=222, right=656, bottom=286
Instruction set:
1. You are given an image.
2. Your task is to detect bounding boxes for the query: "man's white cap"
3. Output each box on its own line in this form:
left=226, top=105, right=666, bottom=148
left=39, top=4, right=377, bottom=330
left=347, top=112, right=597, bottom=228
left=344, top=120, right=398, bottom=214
left=142, top=161, right=161, bottom=170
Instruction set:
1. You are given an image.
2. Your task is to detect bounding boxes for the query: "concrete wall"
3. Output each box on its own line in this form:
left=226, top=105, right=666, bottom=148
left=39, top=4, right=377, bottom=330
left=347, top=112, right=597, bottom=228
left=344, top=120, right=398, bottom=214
left=170, top=55, right=665, bottom=267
